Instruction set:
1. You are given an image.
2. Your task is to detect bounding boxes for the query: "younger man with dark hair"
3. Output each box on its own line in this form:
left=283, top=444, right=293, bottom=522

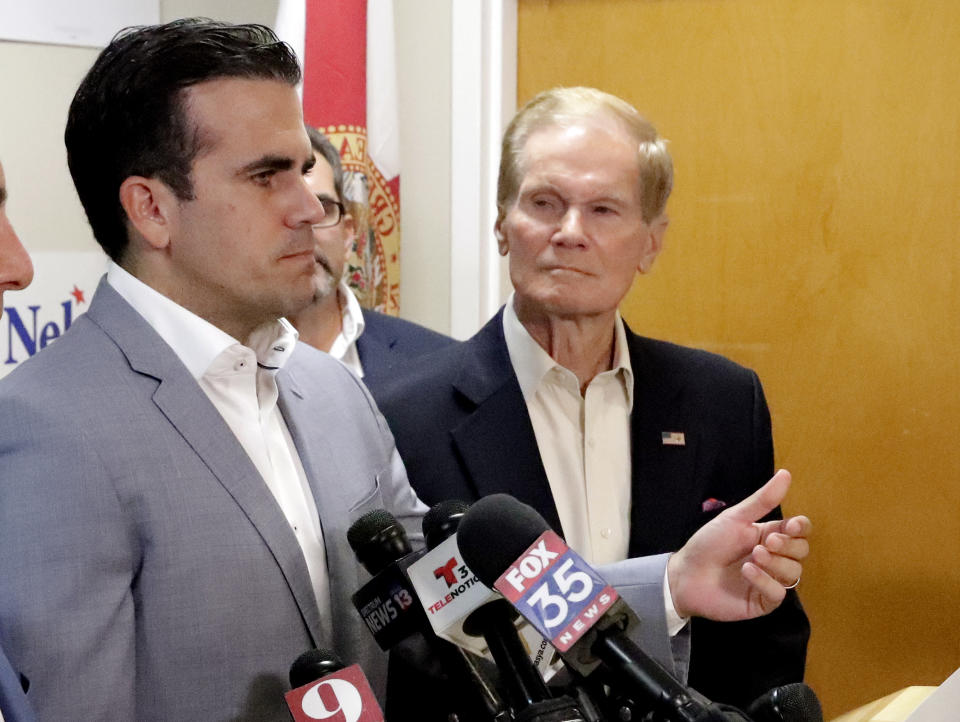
left=0, top=20, right=425, bottom=720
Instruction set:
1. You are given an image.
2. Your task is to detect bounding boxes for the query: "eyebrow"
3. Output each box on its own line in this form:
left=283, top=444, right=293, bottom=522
left=0, top=186, right=7, bottom=206
left=239, top=154, right=316, bottom=176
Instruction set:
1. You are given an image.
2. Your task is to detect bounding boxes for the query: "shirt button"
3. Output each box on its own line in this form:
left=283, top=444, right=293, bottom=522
left=600, top=528, right=612, bottom=539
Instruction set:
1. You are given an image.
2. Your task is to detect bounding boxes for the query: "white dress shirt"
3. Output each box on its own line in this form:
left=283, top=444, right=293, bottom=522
left=502, top=294, right=686, bottom=634
left=328, top=280, right=366, bottom=377
left=106, top=262, right=332, bottom=640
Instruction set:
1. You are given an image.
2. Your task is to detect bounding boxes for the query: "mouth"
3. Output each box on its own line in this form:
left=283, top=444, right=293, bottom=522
left=543, top=265, right=590, bottom=276
left=279, top=247, right=315, bottom=263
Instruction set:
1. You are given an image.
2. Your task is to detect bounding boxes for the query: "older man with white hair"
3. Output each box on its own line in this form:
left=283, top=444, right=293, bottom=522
left=376, top=86, right=810, bottom=709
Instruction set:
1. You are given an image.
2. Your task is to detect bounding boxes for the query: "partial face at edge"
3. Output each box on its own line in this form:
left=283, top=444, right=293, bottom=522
left=0, top=161, right=35, bottom=317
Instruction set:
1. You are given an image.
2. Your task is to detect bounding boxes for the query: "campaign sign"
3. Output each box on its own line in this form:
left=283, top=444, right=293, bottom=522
left=284, top=664, right=384, bottom=722
left=494, top=531, right=619, bottom=653
left=2, top=251, right=107, bottom=379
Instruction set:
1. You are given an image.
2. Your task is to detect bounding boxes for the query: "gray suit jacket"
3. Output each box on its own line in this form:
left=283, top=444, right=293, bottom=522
left=0, top=644, right=34, bottom=722
left=0, top=280, right=425, bottom=721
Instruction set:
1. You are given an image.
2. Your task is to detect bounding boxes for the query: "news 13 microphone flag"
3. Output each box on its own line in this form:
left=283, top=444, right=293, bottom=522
left=276, top=0, right=402, bottom=315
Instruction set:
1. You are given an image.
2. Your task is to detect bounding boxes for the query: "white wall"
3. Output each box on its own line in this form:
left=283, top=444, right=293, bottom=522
left=0, top=41, right=99, bottom=255
left=394, top=0, right=452, bottom=334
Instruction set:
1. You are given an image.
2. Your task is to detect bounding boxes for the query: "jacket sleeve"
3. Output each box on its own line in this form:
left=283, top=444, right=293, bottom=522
left=0, top=396, right=138, bottom=721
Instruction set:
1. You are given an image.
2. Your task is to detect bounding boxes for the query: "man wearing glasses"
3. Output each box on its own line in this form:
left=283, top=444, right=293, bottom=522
left=288, top=126, right=454, bottom=395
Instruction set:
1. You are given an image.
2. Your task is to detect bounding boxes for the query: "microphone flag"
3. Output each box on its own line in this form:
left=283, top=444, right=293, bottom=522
left=493, top=530, right=618, bottom=654
left=284, top=663, right=384, bottom=722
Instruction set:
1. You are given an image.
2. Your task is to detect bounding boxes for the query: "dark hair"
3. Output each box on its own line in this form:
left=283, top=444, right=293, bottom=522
left=305, top=125, right=345, bottom=202
left=65, top=18, right=302, bottom=263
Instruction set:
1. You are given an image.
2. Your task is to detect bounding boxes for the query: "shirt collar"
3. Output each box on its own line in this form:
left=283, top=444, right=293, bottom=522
left=106, top=261, right=298, bottom=380
left=328, top=280, right=366, bottom=356
left=502, top=292, right=634, bottom=408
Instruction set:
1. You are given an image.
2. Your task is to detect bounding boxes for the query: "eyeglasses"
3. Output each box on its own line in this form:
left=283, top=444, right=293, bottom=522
left=313, top=198, right=345, bottom=228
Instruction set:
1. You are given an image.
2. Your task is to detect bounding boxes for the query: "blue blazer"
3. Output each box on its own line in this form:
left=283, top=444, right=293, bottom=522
left=0, top=645, right=34, bottom=722
left=357, top=309, right=457, bottom=398
left=375, top=309, right=809, bottom=709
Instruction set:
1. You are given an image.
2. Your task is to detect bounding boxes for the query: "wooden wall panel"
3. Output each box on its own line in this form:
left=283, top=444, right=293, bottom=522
left=518, top=0, right=960, bottom=716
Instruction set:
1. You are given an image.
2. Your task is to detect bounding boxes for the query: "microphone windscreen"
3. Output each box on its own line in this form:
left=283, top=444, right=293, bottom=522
left=347, top=509, right=411, bottom=575
left=423, top=499, right=471, bottom=549
left=747, top=682, right=823, bottom=722
left=289, top=648, right=344, bottom=690
left=456, top=494, right=551, bottom=587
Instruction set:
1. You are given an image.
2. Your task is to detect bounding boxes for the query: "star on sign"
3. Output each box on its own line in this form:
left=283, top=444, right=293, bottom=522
left=70, top=285, right=86, bottom=305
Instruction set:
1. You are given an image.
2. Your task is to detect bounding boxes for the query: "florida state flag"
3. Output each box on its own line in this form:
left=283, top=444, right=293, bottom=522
left=277, top=0, right=401, bottom=313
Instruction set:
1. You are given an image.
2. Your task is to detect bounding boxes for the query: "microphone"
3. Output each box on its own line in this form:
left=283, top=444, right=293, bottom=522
left=407, top=502, right=529, bottom=655
left=285, top=648, right=384, bottom=722
left=347, top=509, right=427, bottom=650
left=410, top=501, right=559, bottom=678
left=347, top=508, right=508, bottom=721
left=456, top=494, right=751, bottom=722
left=747, top=683, right=822, bottom=722
left=409, top=500, right=588, bottom=721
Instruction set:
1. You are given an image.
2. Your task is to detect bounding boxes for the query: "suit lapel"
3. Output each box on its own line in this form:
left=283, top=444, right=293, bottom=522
left=86, top=280, right=323, bottom=645
left=449, top=311, right=562, bottom=532
left=275, top=361, right=363, bottom=651
left=626, top=330, right=701, bottom=555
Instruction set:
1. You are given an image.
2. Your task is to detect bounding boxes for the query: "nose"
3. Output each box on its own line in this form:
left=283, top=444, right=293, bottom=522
left=289, top=176, right=327, bottom=228
left=0, top=213, right=34, bottom=294
left=552, top=207, right=587, bottom=247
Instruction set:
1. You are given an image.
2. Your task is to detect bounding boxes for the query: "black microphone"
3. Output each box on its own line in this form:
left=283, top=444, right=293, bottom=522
left=456, top=493, right=752, bottom=722
left=347, top=509, right=427, bottom=650
left=423, top=499, right=471, bottom=550
left=747, top=683, right=822, bottom=722
left=289, top=648, right=345, bottom=690
left=426, top=501, right=551, bottom=710
left=417, top=500, right=589, bottom=721
left=347, top=509, right=509, bottom=721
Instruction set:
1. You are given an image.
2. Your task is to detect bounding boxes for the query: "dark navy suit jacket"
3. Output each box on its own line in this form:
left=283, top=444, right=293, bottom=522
left=0, top=645, right=34, bottom=722
left=357, top=310, right=457, bottom=398
left=375, top=309, right=809, bottom=709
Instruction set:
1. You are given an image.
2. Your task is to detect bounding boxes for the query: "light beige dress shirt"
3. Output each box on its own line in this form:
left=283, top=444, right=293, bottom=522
left=502, top=295, right=685, bottom=634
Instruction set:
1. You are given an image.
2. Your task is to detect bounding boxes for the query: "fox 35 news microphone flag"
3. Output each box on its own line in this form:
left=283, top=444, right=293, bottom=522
left=276, top=0, right=402, bottom=314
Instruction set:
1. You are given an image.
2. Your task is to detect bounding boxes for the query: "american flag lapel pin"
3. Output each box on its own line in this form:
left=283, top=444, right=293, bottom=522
left=661, top=431, right=686, bottom=446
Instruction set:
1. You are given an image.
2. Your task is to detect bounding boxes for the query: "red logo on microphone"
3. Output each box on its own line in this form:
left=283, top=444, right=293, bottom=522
left=284, top=664, right=384, bottom=722
left=433, top=557, right=459, bottom=586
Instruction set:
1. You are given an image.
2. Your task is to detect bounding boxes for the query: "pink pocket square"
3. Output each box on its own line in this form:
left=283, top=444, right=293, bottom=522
left=701, top=498, right=727, bottom=513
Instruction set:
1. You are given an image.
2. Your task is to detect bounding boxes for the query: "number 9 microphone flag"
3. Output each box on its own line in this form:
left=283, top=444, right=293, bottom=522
left=276, top=0, right=402, bottom=315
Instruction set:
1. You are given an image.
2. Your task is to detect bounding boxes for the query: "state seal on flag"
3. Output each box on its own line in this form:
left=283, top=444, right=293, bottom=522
left=323, top=124, right=401, bottom=315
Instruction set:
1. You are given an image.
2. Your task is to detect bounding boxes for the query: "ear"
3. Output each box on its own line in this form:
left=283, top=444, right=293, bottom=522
left=118, top=176, right=178, bottom=251
left=494, top=214, right=509, bottom=257
left=341, top=213, right=357, bottom=255
left=637, top=214, right=668, bottom=273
